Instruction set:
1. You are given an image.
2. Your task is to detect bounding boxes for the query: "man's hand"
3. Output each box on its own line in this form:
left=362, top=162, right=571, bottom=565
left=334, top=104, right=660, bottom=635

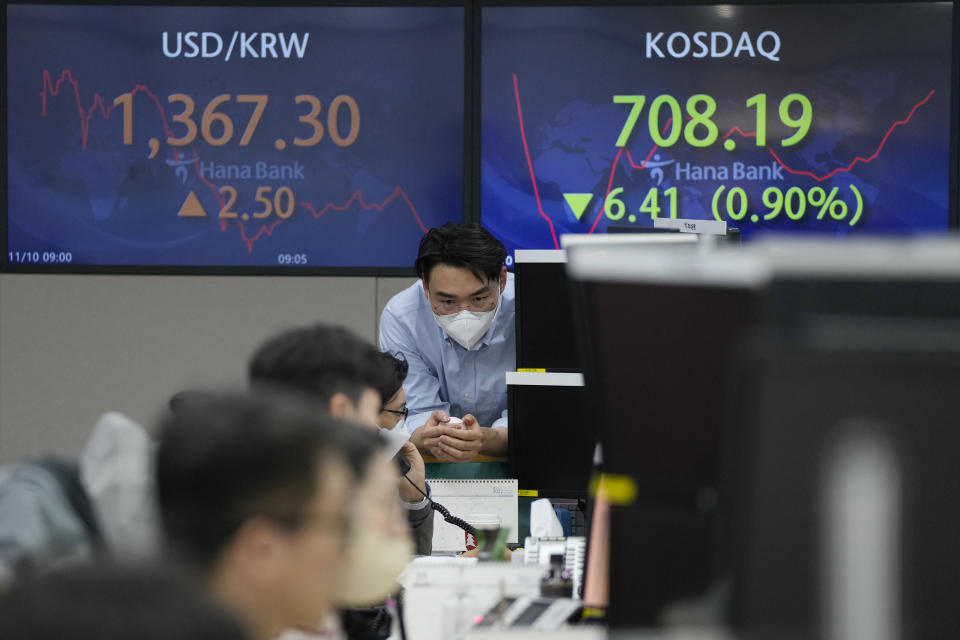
left=410, top=412, right=508, bottom=461
left=396, top=441, right=427, bottom=503
left=410, top=411, right=480, bottom=462
left=432, top=414, right=485, bottom=462
left=409, top=409, right=451, bottom=457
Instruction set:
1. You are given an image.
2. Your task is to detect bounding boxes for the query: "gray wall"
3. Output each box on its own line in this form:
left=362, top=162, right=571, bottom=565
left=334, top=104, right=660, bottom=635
left=0, top=274, right=416, bottom=463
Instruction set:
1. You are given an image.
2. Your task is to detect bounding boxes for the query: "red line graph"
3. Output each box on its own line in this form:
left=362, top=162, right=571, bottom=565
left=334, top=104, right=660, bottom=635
left=591, top=146, right=625, bottom=234
left=187, top=149, right=427, bottom=253
left=510, top=74, right=936, bottom=237
left=40, top=69, right=427, bottom=253
left=589, top=119, right=676, bottom=234
left=42, top=70, right=179, bottom=155
left=235, top=187, right=429, bottom=253
left=513, top=74, right=560, bottom=249
left=722, top=89, right=935, bottom=182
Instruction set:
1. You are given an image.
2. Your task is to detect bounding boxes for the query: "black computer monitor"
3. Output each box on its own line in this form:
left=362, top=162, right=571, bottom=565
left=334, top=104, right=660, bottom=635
left=510, top=239, right=696, bottom=499
left=750, top=238, right=960, bottom=327
left=567, top=247, right=760, bottom=494
left=727, top=325, right=960, bottom=640
left=507, top=375, right=592, bottom=498
left=567, top=238, right=960, bottom=630
left=513, top=250, right=581, bottom=371
left=566, top=245, right=762, bottom=626
left=513, top=237, right=700, bottom=371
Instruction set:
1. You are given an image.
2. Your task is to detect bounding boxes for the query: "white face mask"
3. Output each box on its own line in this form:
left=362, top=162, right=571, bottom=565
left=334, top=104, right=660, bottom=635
left=433, top=293, right=500, bottom=350
left=336, top=524, right=414, bottom=607
left=379, top=418, right=409, bottom=458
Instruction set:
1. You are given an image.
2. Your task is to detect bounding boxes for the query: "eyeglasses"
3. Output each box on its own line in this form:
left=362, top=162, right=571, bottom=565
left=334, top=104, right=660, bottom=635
left=428, top=287, right=499, bottom=314
left=382, top=405, right=408, bottom=422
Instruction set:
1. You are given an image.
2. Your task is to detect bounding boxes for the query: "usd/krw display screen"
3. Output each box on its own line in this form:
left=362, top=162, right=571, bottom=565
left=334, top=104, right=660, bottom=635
left=482, top=3, right=953, bottom=255
left=6, top=5, right=463, bottom=269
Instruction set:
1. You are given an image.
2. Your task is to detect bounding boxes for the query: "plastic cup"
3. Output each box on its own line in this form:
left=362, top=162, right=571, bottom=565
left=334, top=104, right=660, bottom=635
left=464, top=513, right=501, bottom=552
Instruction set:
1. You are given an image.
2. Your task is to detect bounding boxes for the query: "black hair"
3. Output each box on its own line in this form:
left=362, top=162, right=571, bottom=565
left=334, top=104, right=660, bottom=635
left=375, top=352, right=409, bottom=405
left=335, top=421, right=387, bottom=480
left=0, top=564, right=249, bottom=640
left=155, top=389, right=375, bottom=573
left=168, top=389, right=215, bottom=413
left=248, top=324, right=391, bottom=410
left=414, top=223, right=508, bottom=285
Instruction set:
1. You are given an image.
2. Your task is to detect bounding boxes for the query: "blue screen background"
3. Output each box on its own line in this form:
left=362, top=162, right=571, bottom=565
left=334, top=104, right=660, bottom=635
left=6, top=5, right=464, bottom=267
left=481, top=4, right=953, bottom=257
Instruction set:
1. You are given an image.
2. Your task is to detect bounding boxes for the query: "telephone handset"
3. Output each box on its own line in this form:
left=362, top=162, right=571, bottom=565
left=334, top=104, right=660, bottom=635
left=380, top=426, right=477, bottom=537
left=393, top=452, right=412, bottom=477
left=399, top=472, right=476, bottom=537
left=380, top=426, right=412, bottom=477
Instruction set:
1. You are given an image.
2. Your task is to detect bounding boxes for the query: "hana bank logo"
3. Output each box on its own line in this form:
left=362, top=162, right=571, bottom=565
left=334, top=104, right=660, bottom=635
left=645, top=154, right=676, bottom=186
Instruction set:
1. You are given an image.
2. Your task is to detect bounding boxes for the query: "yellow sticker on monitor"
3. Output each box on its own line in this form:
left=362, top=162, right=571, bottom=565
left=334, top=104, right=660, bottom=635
left=517, top=368, right=547, bottom=373
left=590, top=474, right=637, bottom=505
left=518, top=489, right=539, bottom=497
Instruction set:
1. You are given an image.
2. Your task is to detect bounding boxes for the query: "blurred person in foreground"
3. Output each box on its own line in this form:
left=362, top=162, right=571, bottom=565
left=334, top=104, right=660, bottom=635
left=0, top=563, right=249, bottom=640
left=249, top=324, right=434, bottom=555
left=156, top=390, right=410, bottom=640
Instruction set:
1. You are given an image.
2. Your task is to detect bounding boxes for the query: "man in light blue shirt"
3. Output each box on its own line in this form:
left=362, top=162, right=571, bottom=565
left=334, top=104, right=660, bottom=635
left=379, top=223, right=514, bottom=461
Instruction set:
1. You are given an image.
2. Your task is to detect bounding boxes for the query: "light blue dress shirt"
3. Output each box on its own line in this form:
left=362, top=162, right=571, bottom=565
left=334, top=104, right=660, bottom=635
left=378, top=273, right=516, bottom=433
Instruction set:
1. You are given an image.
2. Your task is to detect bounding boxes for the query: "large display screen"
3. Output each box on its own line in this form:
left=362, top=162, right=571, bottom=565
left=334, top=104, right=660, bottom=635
left=482, top=3, right=955, bottom=255
left=5, top=5, right=464, bottom=269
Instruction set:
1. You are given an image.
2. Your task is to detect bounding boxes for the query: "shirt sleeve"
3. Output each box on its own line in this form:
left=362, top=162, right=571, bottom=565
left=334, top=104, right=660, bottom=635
left=379, top=304, right=449, bottom=433
left=405, top=482, right=433, bottom=555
